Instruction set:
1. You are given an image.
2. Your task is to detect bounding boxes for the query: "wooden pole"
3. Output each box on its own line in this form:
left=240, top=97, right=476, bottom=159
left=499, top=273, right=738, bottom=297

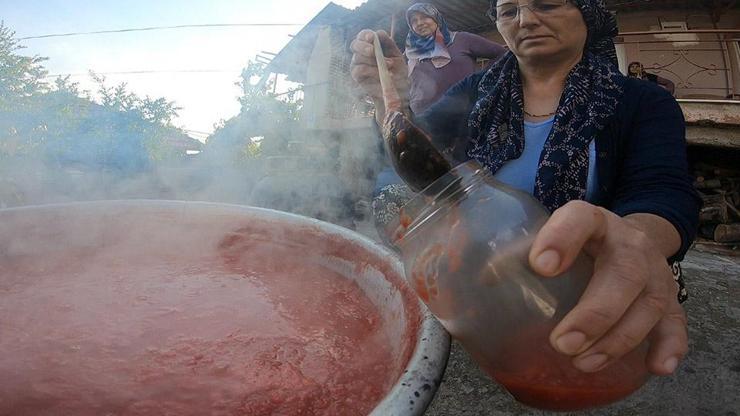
left=390, top=11, right=397, bottom=40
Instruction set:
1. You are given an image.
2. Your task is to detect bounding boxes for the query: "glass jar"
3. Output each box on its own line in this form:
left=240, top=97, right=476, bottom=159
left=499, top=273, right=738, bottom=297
left=385, top=161, right=650, bottom=411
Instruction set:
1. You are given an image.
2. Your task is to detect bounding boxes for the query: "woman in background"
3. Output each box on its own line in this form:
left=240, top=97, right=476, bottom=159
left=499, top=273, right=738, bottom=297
left=372, top=3, right=507, bottom=214
left=404, top=3, right=507, bottom=114
left=628, top=61, right=676, bottom=95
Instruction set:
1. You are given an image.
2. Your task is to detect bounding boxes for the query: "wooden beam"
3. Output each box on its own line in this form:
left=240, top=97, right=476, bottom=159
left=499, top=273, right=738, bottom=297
left=618, top=29, right=740, bottom=36
left=686, top=126, right=740, bottom=149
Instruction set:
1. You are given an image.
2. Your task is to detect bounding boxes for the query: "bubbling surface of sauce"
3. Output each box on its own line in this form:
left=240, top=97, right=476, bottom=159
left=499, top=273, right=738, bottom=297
left=0, top=232, right=396, bottom=416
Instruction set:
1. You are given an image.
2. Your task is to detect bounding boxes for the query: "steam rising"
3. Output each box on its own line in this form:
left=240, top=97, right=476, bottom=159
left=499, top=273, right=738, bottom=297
left=0, top=21, right=386, bottom=234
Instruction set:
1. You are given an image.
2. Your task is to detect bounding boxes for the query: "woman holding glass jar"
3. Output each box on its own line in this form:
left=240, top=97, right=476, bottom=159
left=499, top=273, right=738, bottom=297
left=351, top=0, right=699, bottom=382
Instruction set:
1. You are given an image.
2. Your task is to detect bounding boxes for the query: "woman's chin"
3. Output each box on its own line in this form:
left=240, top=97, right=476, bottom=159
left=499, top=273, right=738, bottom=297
left=517, top=47, right=574, bottom=64
left=518, top=49, right=559, bottom=61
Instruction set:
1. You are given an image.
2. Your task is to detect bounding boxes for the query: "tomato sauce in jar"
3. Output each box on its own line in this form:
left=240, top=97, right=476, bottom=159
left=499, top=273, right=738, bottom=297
left=484, top=323, right=649, bottom=411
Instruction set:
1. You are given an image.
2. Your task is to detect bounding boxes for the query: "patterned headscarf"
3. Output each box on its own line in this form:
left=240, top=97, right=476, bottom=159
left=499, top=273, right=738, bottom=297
left=468, top=0, right=623, bottom=212
left=405, top=3, right=456, bottom=75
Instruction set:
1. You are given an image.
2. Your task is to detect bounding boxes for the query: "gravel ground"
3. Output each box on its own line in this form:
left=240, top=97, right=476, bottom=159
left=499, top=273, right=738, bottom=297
left=423, top=249, right=740, bottom=416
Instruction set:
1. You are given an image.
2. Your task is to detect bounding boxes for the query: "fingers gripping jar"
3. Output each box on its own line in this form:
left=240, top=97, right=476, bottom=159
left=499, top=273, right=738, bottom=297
left=386, top=161, right=650, bottom=411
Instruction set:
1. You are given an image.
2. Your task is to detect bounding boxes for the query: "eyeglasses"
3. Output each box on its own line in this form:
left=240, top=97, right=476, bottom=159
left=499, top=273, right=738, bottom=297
left=489, top=0, right=571, bottom=23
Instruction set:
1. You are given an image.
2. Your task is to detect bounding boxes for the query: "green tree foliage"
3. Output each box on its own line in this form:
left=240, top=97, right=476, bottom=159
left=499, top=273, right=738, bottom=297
left=0, top=22, right=48, bottom=108
left=0, top=22, right=188, bottom=172
left=206, top=61, right=302, bottom=163
left=90, top=72, right=181, bottom=127
left=89, top=72, right=184, bottom=163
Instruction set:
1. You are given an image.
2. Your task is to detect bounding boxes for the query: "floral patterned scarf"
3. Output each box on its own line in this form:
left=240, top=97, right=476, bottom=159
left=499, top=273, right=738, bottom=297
left=468, top=0, right=624, bottom=212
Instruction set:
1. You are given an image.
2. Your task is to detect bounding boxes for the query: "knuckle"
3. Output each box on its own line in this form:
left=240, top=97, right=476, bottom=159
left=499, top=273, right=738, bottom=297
left=564, top=200, right=592, bottom=212
left=352, top=66, right=371, bottom=79
left=667, top=306, right=688, bottom=326
left=580, top=305, right=619, bottom=329
left=549, top=201, right=602, bottom=236
left=628, top=229, right=652, bottom=251
left=350, top=42, right=371, bottom=56
left=548, top=221, right=572, bottom=237
left=665, top=323, right=689, bottom=357
left=350, top=67, right=362, bottom=81
left=351, top=41, right=366, bottom=54
left=612, top=330, right=644, bottom=353
left=675, top=311, right=688, bottom=326
left=612, top=260, right=648, bottom=288
left=673, top=332, right=689, bottom=356
left=641, top=290, right=670, bottom=316
left=612, top=234, right=652, bottom=267
left=561, top=201, right=602, bottom=224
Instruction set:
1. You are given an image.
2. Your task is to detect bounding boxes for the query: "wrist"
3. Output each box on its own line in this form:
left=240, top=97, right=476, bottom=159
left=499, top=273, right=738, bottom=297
left=623, top=213, right=681, bottom=260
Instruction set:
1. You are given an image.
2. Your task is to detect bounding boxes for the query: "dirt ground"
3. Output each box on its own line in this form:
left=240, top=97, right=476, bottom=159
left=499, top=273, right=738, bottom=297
left=423, top=248, right=740, bottom=416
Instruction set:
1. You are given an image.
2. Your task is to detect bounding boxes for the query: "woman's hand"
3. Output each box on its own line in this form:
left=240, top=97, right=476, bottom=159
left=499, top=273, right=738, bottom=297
left=350, top=30, right=409, bottom=122
left=529, top=201, right=688, bottom=376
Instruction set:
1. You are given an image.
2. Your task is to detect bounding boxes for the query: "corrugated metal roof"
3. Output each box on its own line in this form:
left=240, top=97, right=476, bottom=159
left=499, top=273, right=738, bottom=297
left=345, top=0, right=740, bottom=35
left=266, top=3, right=352, bottom=81
left=609, top=0, right=738, bottom=11
left=269, top=0, right=740, bottom=80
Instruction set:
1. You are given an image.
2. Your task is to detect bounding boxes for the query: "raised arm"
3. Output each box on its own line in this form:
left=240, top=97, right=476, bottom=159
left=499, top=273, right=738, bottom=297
left=462, top=32, right=507, bottom=61
left=415, top=72, right=484, bottom=164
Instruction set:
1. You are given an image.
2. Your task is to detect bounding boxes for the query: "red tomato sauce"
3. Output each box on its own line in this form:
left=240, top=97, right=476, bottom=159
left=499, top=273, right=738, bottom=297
left=483, top=323, right=648, bottom=411
left=0, top=232, right=396, bottom=415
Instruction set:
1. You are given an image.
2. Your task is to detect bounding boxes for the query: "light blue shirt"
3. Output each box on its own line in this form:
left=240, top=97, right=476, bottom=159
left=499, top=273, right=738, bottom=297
left=493, top=117, right=598, bottom=201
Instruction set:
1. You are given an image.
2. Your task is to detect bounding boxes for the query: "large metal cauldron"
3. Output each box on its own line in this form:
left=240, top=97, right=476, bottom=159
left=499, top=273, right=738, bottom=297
left=0, top=201, right=449, bottom=415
